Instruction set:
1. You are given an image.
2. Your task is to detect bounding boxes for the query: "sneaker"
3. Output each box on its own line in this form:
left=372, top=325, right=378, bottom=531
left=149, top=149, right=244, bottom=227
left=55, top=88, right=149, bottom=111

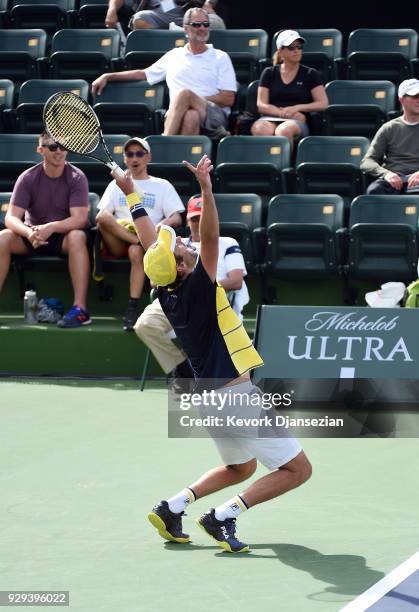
left=197, top=509, right=249, bottom=553
left=57, top=305, right=91, bottom=328
left=123, top=300, right=139, bottom=331
left=148, top=500, right=190, bottom=544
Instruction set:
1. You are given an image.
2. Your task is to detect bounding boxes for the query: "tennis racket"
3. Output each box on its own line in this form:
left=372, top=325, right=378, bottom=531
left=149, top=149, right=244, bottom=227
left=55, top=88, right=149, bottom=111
left=43, top=91, right=125, bottom=178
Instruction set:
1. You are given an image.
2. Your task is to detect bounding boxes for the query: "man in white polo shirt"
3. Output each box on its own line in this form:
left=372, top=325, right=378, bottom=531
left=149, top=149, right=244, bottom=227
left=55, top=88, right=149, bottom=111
left=92, top=6, right=236, bottom=137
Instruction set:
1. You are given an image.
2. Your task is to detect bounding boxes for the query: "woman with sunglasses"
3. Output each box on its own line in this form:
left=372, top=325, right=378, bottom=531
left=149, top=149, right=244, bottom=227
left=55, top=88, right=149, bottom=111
left=251, top=30, right=328, bottom=143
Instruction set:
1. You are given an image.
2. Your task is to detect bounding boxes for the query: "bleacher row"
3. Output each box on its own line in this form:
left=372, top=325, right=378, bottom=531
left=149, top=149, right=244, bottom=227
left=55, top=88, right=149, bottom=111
left=0, top=130, right=418, bottom=285
left=0, top=27, right=419, bottom=85
left=0, top=76, right=405, bottom=139
left=0, top=132, right=372, bottom=209
left=0, top=0, right=127, bottom=32
left=0, top=26, right=418, bottom=139
left=1, top=188, right=417, bottom=285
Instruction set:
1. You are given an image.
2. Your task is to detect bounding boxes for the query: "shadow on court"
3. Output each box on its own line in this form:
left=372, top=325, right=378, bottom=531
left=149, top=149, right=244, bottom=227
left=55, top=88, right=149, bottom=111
left=164, top=542, right=385, bottom=597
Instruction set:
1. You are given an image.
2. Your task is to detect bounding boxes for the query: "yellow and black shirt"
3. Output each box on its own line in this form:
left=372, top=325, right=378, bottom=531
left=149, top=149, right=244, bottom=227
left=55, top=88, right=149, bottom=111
left=158, top=258, right=263, bottom=392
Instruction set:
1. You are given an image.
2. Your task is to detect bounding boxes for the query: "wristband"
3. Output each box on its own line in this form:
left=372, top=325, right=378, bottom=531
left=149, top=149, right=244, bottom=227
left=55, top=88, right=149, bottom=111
left=126, top=192, right=143, bottom=209
left=126, top=192, right=148, bottom=220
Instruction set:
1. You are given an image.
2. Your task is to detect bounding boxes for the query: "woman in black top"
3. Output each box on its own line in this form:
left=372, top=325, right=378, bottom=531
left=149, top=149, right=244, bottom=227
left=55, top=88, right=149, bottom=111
left=251, top=29, right=328, bottom=143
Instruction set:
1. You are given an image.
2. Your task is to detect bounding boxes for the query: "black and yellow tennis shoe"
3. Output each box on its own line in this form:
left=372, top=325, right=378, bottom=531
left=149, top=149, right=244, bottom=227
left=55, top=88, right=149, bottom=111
left=148, top=501, right=190, bottom=544
left=197, top=509, right=249, bottom=553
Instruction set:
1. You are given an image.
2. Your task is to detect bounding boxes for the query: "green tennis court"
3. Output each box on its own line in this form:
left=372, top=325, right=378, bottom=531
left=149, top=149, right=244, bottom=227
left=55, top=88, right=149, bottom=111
left=1, top=379, right=418, bottom=612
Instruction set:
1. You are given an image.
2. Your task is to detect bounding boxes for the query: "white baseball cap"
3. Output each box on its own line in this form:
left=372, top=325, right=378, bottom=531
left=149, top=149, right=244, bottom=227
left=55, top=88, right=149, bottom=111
left=398, top=79, right=419, bottom=98
left=365, top=282, right=406, bottom=308
left=276, top=30, right=306, bottom=49
left=123, top=137, right=151, bottom=153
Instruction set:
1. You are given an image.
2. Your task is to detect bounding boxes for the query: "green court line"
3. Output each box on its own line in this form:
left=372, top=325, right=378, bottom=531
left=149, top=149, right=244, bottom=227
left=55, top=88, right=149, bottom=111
left=0, top=381, right=418, bottom=612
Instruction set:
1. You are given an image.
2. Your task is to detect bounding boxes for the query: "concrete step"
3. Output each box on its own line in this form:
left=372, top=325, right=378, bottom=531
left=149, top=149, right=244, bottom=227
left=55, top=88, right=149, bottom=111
left=0, top=314, right=257, bottom=378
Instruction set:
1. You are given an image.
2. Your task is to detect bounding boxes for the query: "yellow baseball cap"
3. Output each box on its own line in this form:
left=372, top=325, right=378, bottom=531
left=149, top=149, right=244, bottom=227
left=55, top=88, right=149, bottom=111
left=144, top=225, right=177, bottom=287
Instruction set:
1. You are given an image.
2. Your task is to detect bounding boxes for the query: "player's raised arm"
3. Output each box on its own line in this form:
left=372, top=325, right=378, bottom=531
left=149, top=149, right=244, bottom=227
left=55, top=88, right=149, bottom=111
left=183, top=155, right=218, bottom=282
left=111, top=169, right=157, bottom=250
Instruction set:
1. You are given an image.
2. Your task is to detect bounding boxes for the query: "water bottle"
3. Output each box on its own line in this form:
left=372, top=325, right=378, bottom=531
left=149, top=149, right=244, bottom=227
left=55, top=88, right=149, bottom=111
left=24, top=290, right=38, bottom=324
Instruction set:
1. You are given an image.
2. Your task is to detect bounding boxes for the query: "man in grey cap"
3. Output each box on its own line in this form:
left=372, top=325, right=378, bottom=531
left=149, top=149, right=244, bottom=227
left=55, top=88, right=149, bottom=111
left=361, top=78, right=419, bottom=194
left=96, top=137, right=184, bottom=330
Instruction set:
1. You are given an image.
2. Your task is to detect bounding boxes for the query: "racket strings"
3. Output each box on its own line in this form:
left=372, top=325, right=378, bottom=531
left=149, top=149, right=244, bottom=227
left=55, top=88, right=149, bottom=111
left=44, top=93, right=100, bottom=155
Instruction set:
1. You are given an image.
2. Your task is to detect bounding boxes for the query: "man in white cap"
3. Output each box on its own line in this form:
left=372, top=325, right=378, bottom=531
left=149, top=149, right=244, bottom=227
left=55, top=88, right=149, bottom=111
left=361, top=78, right=419, bottom=195
left=96, top=137, right=184, bottom=330
left=110, top=156, right=311, bottom=554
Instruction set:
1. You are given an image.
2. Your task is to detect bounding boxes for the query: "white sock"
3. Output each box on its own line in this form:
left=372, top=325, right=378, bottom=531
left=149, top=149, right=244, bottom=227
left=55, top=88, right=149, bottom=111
left=167, top=487, right=196, bottom=514
left=214, top=495, right=248, bottom=521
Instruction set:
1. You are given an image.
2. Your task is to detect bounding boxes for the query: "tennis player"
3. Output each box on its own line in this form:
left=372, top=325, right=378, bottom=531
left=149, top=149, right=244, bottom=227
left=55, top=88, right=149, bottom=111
left=112, top=156, right=311, bottom=553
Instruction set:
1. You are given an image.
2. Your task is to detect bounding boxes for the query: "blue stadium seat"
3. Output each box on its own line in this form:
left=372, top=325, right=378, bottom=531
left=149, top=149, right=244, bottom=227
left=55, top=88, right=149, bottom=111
left=214, top=192, right=264, bottom=272
left=0, top=133, right=40, bottom=191
left=9, top=0, right=76, bottom=34
left=49, top=28, right=120, bottom=81
left=266, top=194, right=345, bottom=279
left=0, top=30, right=47, bottom=84
left=323, top=80, right=396, bottom=137
left=215, top=136, right=291, bottom=214
left=0, top=80, right=15, bottom=133
left=93, top=81, right=165, bottom=136
left=347, top=195, right=419, bottom=281
left=346, top=29, right=417, bottom=83
left=295, top=136, right=369, bottom=208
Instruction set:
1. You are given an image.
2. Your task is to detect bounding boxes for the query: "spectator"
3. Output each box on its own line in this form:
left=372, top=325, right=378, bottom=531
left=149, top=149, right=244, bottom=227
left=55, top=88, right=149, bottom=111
left=251, top=29, right=328, bottom=143
left=96, top=137, right=184, bottom=331
left=202, top=0, right=225, bottom=29
left=92, top=6, right=236, bottom=138
left=129, top=1, right=224, bottom=30
left=361, top=79, right=419, bottom=195
left=130, top=0, right=185, bottom=30
left=105, top=0, right=138, bottom=28
left=0, top=132, right=91, bottom=328
left=134, top=195, right=249, bottom=387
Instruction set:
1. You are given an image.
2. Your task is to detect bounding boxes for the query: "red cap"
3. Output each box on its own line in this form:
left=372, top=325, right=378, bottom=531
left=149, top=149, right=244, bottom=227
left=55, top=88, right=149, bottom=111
left=187, top=197, right=203, bottom=219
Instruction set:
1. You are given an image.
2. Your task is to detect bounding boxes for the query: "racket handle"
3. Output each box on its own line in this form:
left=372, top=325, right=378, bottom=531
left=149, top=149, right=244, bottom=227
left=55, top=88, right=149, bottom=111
left=108, top=161, right=125, bottom=179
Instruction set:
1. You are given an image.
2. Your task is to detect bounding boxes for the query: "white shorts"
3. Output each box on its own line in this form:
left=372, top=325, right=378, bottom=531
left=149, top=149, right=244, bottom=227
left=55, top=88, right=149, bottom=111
left=211, top=435, right=302, bottom=471
left=207, top=380, right=303, bottom=471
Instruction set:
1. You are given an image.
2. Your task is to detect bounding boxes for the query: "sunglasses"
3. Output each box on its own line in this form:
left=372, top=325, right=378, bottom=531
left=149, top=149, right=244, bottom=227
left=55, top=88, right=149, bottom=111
left=188, top=21, right=210, bottom=28
left=41, top=143, right=65, bottom=152
left=285, top=44, right=303, bottom=51
left=125, top=150, right=148, bottom=158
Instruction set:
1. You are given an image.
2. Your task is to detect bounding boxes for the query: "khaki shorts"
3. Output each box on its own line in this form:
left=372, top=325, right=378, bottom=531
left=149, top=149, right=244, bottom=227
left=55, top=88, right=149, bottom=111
left=201, top=101, right=229, bottom=138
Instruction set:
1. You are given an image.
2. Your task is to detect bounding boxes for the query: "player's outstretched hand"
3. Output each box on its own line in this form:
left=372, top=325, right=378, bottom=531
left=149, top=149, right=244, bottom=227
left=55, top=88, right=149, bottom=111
left=111, top=169, right=135, bottom=196
left=183, top=155, right=213, bottom=190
